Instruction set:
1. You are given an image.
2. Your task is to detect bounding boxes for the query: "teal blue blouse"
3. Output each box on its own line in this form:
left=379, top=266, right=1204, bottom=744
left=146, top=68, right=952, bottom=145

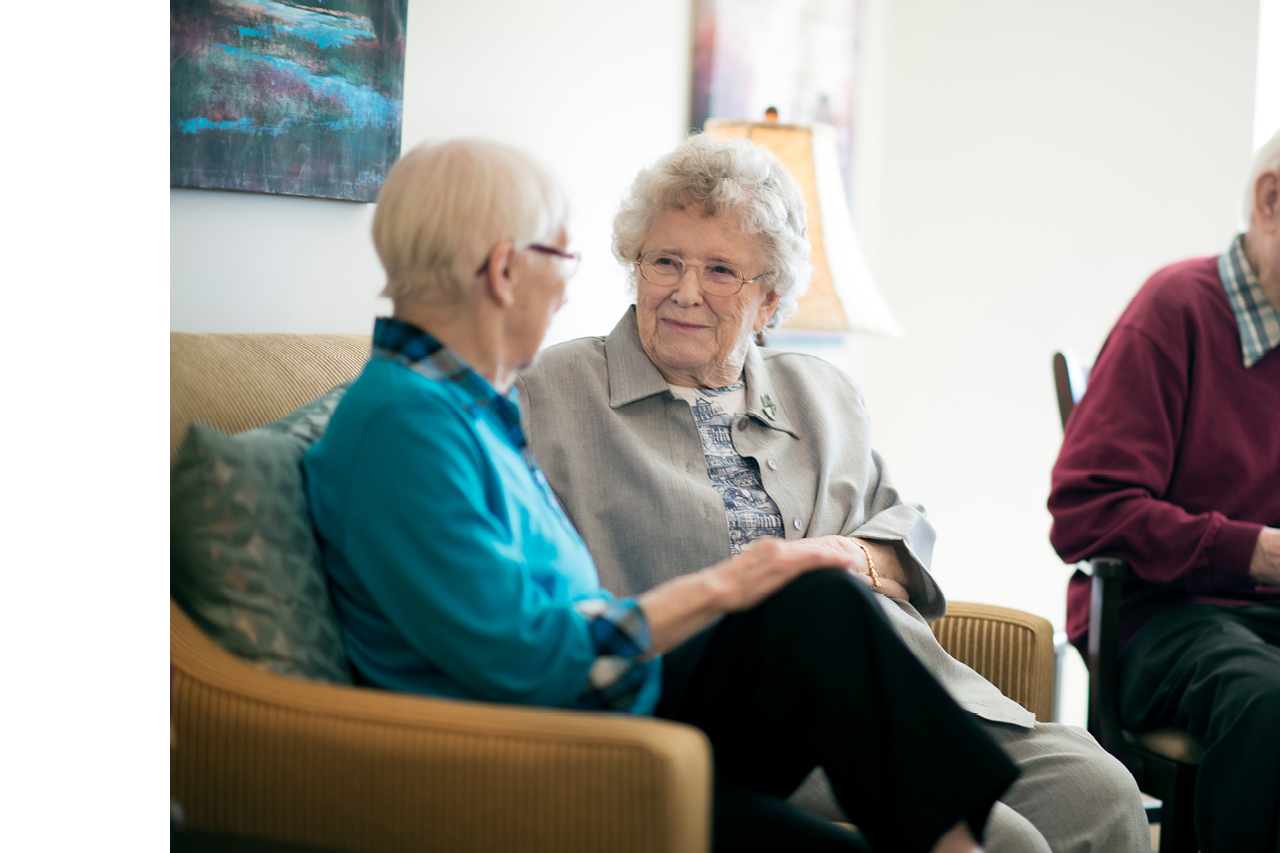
left=304, top=319, right=661, bottom=713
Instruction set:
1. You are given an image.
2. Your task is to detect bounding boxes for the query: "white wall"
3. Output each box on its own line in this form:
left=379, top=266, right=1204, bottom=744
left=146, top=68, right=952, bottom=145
left=170, top=0, right=1262, bottom=724
left=1258, top=0, right=1280, bottom=147
left=850, top=0, right=1259, bottom=722
left=171, top=0, right=695, bottom=337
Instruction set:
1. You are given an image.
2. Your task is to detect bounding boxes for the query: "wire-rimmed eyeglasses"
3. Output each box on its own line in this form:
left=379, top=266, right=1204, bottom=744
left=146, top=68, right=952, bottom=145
left=635, top=252, right=770, bottom=297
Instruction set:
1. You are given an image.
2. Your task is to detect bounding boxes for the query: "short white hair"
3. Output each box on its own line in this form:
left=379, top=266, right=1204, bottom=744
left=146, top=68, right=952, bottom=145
left=373, top=139, right=568, bottom=305
left=612, top=133, right=812, bottom=328
left=1243, top=128, right=1280, bottom=228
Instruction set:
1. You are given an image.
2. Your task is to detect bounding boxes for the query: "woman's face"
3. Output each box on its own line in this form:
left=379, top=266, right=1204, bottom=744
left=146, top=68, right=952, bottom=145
left=635, top=207, right=779, bottom=388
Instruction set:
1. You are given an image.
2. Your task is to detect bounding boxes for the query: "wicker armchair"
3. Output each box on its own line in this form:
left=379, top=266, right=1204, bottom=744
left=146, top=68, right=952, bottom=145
left=171, top=332, right=1058, bottom=853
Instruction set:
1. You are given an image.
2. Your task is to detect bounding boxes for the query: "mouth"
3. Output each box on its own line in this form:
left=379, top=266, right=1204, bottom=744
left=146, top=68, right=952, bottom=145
left=659, top=317, right=710, bottom=334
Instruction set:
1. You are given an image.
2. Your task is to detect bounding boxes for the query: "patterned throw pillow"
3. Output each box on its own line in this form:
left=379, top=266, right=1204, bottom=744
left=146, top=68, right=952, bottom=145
left=171, top=382, right=354, bottom=683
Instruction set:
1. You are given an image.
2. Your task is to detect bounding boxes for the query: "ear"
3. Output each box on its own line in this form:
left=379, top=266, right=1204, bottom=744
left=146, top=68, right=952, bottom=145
left=754, top=288, right=781, bottom=332
left=481, top=242, right=518, bottom=308
left=1255, top=171, right=1280, bottom=231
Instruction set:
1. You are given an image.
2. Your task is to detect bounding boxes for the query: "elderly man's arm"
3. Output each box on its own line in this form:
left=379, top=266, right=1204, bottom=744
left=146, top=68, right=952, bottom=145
left=1049, top=323, right=1265, bottom=589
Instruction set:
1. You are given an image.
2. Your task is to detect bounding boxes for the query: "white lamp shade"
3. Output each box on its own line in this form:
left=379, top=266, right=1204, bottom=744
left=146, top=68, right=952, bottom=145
left=705, top=119, right=902, bottom=337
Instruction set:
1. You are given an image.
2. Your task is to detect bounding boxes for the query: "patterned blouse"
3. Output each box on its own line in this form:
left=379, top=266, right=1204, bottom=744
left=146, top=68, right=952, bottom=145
left=668, top=381, right=785, bottom=554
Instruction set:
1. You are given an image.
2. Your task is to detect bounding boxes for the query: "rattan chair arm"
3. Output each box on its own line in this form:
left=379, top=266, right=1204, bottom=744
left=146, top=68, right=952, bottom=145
left=171, top=601, right=711, bottom=853
left=931, top=601, right=1057, bottom=721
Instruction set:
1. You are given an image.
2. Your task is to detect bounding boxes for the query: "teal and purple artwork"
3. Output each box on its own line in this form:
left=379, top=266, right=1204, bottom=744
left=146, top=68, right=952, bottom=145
left=171, top=0, right=408, bottom=202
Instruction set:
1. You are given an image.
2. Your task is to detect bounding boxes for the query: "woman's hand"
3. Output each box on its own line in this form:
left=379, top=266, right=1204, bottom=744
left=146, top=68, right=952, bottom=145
left=799, top=535, right=914, bottom=600
left=931, top=821, right=983, bottom=853
left=638, top=538, right=854, bottom=655
left=702, top=538, right=857, bottom=611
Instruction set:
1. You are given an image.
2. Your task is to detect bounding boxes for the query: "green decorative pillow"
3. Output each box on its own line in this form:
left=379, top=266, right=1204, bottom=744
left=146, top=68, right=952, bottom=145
left=171, top=382, right=354, bottom=683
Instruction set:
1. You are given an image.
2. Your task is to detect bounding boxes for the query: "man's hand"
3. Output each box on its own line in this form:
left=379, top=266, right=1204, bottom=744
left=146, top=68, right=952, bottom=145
left=1249, top=527, right=1280, bottom=587
left=794, top=535, right=913, bottom=600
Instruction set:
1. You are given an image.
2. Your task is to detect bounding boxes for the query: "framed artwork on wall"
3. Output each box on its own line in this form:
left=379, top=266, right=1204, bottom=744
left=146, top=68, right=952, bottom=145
left=171, top=0, right=408, bottom=203
left=691, top=0, right=860, bottom=204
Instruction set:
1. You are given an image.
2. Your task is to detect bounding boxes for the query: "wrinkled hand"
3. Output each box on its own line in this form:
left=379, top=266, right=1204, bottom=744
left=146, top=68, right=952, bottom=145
left=799, top=535, right=911, bottom=600
left=1249, top=527, right=1280, bottom=587
left=639, top=536, right=908, bottom=656
left=705, top=537, right=855, bottom=612
left=931, top=821, right=983, bottom=853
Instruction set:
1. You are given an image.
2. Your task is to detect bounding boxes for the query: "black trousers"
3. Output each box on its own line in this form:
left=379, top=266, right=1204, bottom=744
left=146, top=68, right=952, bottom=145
left=1118, top=603, right=1280, bottom=853
left=656, top=570, right=1019, bottom=853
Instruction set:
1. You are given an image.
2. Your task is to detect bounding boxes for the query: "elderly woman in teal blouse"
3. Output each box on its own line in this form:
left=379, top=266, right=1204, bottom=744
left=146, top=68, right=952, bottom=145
left=304, top=139, right=1019, bottom=853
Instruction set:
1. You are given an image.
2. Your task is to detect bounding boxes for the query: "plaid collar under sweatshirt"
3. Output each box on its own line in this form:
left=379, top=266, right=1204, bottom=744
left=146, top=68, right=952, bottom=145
left=1219, top=234, right=1280, bottom=368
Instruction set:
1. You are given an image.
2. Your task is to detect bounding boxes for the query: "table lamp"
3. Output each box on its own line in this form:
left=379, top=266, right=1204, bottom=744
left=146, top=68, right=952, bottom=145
left=705, top=119, right=902, bottom=337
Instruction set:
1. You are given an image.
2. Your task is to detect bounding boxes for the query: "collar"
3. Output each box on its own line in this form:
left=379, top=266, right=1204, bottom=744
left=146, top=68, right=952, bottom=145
left=371, top=316, right=524, bottom=441
left=603, top=307, right=798, bottom=436
left=1218, top=235, right=1280, bottom=368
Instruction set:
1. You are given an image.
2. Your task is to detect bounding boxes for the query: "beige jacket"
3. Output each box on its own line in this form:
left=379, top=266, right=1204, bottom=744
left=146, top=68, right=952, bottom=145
left=517, top=308, right=1034, bottom=727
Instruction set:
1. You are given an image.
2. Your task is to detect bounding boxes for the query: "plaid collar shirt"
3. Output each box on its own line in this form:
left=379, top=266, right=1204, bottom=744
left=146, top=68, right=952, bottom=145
left=370, top=316, right=659, bottom=712
left=372, top=315, right=526, bottom=446
left=1219, top=235, right=1280, bottom=368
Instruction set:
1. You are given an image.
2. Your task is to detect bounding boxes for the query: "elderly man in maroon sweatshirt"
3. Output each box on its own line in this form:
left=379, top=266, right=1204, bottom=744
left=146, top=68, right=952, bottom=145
left=1049, top=130, right=1280, bottom=853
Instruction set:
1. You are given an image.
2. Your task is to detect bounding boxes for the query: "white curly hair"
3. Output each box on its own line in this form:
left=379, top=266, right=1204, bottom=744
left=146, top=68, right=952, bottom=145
left=612, top=133, right=812, bottom=327
left=1243, top=128, right=1280, bottom=229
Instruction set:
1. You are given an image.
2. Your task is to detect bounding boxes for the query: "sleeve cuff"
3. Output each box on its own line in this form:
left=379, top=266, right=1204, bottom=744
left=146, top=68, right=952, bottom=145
left=847, top=532, right=946, bottom=621
left=570, top=597, right=660, bottom=712
left=573, top=597, right=652, bottom=658
left=1209, top=517, right=1266, bottom=583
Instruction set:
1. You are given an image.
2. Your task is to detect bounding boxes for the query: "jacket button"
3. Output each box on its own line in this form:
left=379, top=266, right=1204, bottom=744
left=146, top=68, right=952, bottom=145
left=792, top=517, right=802, bottom=530
left=766, top=458, right=778, bottom=470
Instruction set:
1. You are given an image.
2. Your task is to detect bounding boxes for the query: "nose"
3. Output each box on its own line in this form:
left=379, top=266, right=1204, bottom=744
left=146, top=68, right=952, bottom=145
left=669, top=265, right=705, bottom=306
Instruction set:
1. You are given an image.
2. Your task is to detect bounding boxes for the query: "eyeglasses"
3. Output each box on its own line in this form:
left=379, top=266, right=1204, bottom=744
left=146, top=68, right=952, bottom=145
left=475, top=242, right=581, bottom=278
left=635, top=252, right=770, bottom=297
left=524, top=243, right=581, bottom=278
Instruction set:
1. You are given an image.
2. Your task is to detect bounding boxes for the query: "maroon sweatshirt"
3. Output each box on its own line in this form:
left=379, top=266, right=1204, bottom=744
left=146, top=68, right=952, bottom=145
left=1049, top=255, right=1280, bottom=654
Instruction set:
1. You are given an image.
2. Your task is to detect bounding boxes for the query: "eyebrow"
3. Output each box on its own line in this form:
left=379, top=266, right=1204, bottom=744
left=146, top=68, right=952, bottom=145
left=648, top=249, right=746, bottom=266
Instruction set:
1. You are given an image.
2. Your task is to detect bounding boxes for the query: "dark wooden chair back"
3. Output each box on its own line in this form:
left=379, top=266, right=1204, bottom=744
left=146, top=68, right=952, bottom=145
left=1051, top=350, right=1090, bottom=427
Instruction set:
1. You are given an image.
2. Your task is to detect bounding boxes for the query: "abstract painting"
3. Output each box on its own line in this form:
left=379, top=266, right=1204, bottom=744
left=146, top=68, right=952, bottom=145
left=171, top=0, right=408, bottom=202
left=692, top=0, right=859, bottom=204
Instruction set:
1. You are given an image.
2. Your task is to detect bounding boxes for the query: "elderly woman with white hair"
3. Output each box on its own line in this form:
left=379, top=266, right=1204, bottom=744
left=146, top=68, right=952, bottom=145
left=304, top=138, right=1022, bottom=853
left=517, top=134, right=1151, bottom=853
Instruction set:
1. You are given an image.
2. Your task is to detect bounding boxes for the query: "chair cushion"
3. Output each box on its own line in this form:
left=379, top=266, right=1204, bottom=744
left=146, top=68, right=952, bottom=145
left=170, top=382, right=354, bottom=683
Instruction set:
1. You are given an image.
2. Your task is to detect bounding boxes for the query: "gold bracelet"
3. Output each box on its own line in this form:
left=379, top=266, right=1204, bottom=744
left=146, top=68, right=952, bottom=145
left=851, top=538, right=882, bottom=590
